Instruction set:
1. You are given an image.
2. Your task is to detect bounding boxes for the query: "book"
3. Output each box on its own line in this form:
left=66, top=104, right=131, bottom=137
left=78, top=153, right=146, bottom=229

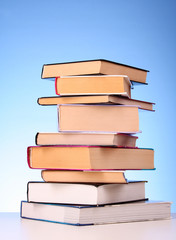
left=41, top=59, right=149, bottom=84
left=41, top=170, right=127, bottom=183
left=27, top=146, right=154, bottom=170
left=27, top=181, right=146, bottom=205
left=58, top=105, right=140, bottom=133
left=37, top=95, right=155, bottom=111
left=36, top=132, right=138, bottom=147
left=55, top=75, right=131, bottom=97
left=21, top=201, right=171, bottom=226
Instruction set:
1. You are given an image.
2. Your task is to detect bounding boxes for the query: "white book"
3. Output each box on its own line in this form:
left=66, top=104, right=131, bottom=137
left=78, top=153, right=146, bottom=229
left=27, top=181, right=146, bottom=205
left=21, top=201, right=172, bottom=226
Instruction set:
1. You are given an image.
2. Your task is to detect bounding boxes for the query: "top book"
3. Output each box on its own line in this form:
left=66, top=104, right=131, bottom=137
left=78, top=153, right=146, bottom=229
left=41, top=59, right=149, bottom=84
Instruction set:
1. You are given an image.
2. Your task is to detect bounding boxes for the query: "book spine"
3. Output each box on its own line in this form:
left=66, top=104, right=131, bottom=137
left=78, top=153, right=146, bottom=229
left=27, top=147, right=32, bottom=168
left=20, top=201, right=23, bottom=218
left=41, top=65, right=45, bottom=79
left=55, top=77, right=60, bottom=95
left=35, top=133, right=39, bottom=145
left=37, top=98, right=40, bottom=105
left=27, top=182, right=30, bottom=202
left=57, top=105, right=60, bottom=131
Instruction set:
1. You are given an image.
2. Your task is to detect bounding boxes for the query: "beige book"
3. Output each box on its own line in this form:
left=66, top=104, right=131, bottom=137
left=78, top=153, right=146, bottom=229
left=38, top=95, right=154, bottom=111
left=41, top=59, right=149, bottom=84
left=55, top=75, right=131, bottom=97
left=58, top=105, right=139, bottom=133
left=27, top=146, right=154, bottom=170
left=36, top=132, right=137, bottom=147
left=41, top=170, right=127, bottom=183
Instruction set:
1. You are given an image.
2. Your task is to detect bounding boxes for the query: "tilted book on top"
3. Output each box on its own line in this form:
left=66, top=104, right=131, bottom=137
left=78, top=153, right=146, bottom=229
left=41, top=59, right=149, bottom=84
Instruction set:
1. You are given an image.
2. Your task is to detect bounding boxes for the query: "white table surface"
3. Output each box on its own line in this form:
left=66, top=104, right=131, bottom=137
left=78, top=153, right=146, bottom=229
left=0, top=212, right=176, bottom=240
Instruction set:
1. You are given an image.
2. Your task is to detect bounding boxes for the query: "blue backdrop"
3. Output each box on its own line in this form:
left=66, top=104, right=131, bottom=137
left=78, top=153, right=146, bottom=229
left=1, top=0, right=176, bottom=212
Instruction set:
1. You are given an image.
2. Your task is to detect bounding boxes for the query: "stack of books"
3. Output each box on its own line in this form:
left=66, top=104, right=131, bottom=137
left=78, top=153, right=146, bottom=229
left=21, top=59, right=171, bottom=226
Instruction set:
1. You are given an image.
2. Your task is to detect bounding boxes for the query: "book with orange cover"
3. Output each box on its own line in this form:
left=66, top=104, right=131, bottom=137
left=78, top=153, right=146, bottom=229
left=58, top=104, right=140, bottom=133
left=55, top=75, right=131, bottom=97
left=41, top=170, right=127, bottom=183
left=36, top=132, right=138, bottom=147
left=27, top=146, right=154, bottom=170
left=37, top=95, right=155, bottom=111
left=41, top=59, right=149, bottom=84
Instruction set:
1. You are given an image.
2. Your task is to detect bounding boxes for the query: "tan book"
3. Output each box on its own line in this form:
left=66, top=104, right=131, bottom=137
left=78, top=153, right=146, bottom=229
left=27, top=146, right=154, bottom=170
left=58, top=105, right=139, bottom=133
left=41, top=170, right=127, bottom=183
left=38, top=95, right=154, bottom=111
left=41, top=59, right=149, bottom=84
left=36, top=132, right=138, bottom=147
left=55, top=75, right=131, bottom=97
left=27, top=181, right=146, bottom=205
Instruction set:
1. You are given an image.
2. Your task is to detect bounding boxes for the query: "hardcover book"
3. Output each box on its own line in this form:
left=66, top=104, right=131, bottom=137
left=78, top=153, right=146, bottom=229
left=37, top=95, right=155, bottom=111
left=27, top=181, right=146, bottom=205
left=55, top=75, right=131, bottom=97
left=36, top=132, right=138, bottom=147
left=21, top=201, right=171, bottom=226
left=58, top=104, right=140, bottom=133
left=41, top=170, right=127, bottom=183
left=27, top=146, right=154, bottom=170
left=41, top=59, right=149, bottom=84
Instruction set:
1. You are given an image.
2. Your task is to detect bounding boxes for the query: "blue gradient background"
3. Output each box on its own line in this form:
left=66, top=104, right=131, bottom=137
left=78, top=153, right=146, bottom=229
left=1, top=0, right=176, bottom=212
